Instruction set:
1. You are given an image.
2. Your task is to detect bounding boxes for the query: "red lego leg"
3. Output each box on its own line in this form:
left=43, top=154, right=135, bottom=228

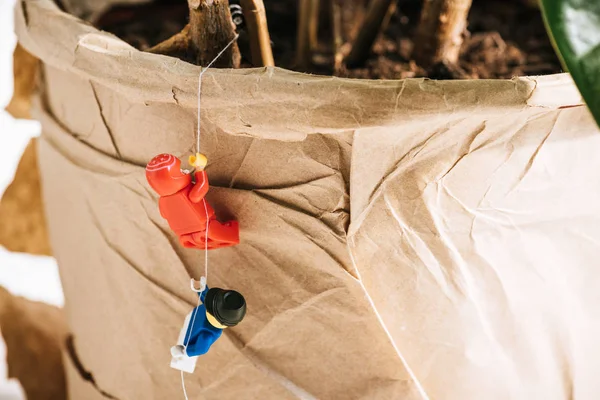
left=179, top=233, right=219, bottom=250
left=179, top=233, right=200, bottom=249
left=207, top=220, right=239, bottom=246
left=179, top=220, right=239, bottom=250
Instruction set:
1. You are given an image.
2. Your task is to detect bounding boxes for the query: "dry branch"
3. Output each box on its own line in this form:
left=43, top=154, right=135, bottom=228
left=149, top=0, right=240, bottom=68
left=331, top=0, right=344, bottom=73
left=296, top=0, right=320, bottom=69
left=412, top=0, right=473, bottom=70
left=148, top=24, right=194, bottom=61
left=345, top=0, right=395, bottom=68
left=308, top=0, right=320, bottom=52
left=240, top=0, right=274, bottom=66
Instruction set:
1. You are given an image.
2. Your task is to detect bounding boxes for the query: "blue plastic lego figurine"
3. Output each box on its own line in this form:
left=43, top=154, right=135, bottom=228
left=170, top=285, right=246, bottom=373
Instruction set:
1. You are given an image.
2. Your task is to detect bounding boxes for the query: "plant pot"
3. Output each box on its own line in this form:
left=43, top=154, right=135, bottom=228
left=15, top=0, right=600, bottom=399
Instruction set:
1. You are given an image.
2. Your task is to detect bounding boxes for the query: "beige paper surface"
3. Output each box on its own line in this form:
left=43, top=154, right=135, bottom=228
left=0, top=287, right=67, bottom=399
left=15, top=0, right=600, bottom=399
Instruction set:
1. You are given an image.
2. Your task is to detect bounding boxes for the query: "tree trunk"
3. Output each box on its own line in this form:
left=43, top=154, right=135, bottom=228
left=412, top=0, right=473, bottom=70
left=189, top=0, right=241, bottom=68
left=149, top=0, right=240, bottom=67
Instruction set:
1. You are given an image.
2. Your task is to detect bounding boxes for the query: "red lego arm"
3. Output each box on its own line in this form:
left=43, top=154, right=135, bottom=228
left=189, top=171, right=209, bottom=203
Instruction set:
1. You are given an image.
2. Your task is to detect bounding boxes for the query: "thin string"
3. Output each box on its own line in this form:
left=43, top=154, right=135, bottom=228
left=203, top=201, right=209, bottom=280
left=181, top=371, right=188, bottom=400
left=182, top=33, right=239, bottom=400
left=196, top=34, right=240, bottom=154
left=181, top=207, right=210, bottom=351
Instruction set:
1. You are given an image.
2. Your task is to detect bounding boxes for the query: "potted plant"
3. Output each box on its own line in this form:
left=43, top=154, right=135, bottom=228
left=9, top=0, right=600, bottom=398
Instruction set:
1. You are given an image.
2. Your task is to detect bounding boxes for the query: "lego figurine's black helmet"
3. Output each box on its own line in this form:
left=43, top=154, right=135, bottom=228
left=205, top=288, right=246, bottom=327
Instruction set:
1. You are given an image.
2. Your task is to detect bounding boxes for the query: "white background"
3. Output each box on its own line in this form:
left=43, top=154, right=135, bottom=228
left=0, top=0, right=64, bottom=398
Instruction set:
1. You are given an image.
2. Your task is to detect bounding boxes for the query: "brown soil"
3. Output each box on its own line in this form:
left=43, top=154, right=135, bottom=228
left=96, top=1, right=189, bottom=53
left=96, top=0, right=561, bottom=80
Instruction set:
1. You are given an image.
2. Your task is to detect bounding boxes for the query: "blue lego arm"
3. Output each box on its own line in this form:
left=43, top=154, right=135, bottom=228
left=186, top=329, right=222, bottom=357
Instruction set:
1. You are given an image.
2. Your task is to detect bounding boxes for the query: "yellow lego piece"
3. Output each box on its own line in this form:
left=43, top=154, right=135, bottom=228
left=188, top=153, right=208, bottom=171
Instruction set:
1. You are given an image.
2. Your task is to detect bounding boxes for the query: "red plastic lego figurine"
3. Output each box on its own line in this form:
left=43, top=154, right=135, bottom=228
left=145, top=153, right=239, bottom=250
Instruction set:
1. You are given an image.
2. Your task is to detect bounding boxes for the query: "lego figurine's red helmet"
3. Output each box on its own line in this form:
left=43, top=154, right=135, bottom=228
left=146, top=154, right=191, bottom=196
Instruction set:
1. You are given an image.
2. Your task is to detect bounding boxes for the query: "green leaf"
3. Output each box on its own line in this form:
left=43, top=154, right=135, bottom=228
left=540, top=0, right=600, bottom=127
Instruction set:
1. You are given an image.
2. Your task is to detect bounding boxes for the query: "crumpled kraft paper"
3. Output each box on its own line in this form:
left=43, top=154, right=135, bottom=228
left=14, top=0, right=600, bottom=399
left=0, top=287, right=67, bottom=400
left=0, top=139, right=51, bottom=256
